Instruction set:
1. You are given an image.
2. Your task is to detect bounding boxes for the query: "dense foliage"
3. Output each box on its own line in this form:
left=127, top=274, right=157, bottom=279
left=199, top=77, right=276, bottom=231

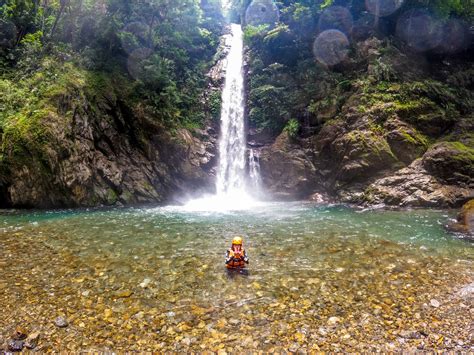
left=0, top=0, right=224, bottom=128
left=236, top=0, right=473, bottom=134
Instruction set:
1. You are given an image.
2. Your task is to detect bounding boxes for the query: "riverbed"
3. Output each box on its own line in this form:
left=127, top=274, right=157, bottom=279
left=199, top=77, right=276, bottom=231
left=0, top=202, right=472, bottom=351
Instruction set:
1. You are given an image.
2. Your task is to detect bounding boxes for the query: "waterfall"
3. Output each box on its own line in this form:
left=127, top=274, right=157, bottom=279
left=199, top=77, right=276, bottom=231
left=248, top=149, right=262, bottom=192
left=182, top=24, right=262, bottom=211
left=216, top=24, right=246, bottom=195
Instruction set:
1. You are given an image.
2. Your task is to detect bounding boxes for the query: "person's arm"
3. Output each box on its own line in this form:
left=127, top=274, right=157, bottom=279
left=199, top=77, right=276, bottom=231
left=243, top=249, right=249, bottom=263
left=225, top=250, right=234, bottom=264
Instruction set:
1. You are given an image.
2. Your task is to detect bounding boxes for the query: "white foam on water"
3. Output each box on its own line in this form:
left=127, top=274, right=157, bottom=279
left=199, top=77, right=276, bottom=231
left=176, top=192, right=266, bottom=213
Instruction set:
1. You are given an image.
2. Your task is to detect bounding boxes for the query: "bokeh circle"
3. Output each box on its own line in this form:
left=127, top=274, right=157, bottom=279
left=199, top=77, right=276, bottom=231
left=396, top=10, right=442, bottom=52
left=0, top=20, right=17, bottom=51
left=120, top=21, right=150, bottom=55
left=245, top=0, right=280, bottom=27
left=313, top=29, right=350, bottom=66
left=318, top=6, right=353, bottom=36
left=365, top=0, right=404, bottom=17
left=437, top=19, right=468, bottom=54
left=127, top=47, right=153, bottom=80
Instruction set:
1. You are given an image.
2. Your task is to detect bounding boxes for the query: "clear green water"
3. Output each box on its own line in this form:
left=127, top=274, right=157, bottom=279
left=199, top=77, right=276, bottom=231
left=0, top=203, right=472, bottom=351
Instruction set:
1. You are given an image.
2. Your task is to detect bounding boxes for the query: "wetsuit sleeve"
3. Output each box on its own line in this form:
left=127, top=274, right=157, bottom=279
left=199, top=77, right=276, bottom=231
left=243, top=249, right=249, bottom=263
left=225, top=250, right=232, bottom=264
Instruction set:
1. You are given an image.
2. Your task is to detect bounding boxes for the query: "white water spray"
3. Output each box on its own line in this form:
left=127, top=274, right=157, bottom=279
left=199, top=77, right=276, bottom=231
left=249, top=149, right=262, bottom=192
left=182, top=24, right=262, bottom=211
left=216, top=24, right=246, bottom=195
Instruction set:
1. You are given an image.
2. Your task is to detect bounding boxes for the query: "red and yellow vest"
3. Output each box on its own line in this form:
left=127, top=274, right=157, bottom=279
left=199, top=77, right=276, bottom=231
left=226, top=249, right=247, bottom=269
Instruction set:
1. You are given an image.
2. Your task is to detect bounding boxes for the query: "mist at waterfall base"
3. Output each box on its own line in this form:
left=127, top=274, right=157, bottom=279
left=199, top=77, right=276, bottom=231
left=180, top=24, right=265, bottom=212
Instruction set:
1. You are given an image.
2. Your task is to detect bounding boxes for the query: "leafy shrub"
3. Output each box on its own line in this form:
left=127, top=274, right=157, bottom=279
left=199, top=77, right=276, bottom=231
left=284, top=118, right=299, bottom=138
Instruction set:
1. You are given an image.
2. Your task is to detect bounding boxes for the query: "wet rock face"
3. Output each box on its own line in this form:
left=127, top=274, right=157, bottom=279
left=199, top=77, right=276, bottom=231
left=449, top=199, right=474, bottom=237
left=384, top=118, right=428, bottom=165
left=363, top=160, right=472, bottom=208
left=2, top=96, right=217, bottom=208
left=329, top=129, right=398, bottom=183
left=259, top=132, right=317, bottom=199
left=422, top=142, right=474, bottom=185
left=257, top=115, right=471, bottom=206
left=310, top=119, right=400, bottom=197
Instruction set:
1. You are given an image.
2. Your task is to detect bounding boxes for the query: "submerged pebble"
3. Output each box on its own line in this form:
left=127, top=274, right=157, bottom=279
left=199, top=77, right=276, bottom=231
left=7, top=339, right=24, bottom=352
left=25, top=332, right=40, bottom=349
left=54, top=316, right=69, bottom=328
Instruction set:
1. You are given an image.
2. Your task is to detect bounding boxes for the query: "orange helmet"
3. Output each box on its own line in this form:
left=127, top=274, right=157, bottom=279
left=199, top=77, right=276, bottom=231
left=232, top=236, right=243, bottom=245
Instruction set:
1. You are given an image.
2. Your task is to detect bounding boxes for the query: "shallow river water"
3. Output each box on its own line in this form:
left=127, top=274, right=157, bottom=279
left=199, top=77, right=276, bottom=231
left=0, top=202, right=472, bottom=351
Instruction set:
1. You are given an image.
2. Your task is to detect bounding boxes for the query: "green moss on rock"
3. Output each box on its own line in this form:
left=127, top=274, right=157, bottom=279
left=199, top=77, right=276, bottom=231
left=422, top=141, right=474, bottom=184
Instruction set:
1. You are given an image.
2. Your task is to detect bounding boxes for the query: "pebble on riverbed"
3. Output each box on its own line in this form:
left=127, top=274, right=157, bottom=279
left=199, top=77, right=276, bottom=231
left=7, top=339, right=24, bottom=352
left=54, top=316, right=69, bottom=328
left=25, top=332, right=40, bottom=349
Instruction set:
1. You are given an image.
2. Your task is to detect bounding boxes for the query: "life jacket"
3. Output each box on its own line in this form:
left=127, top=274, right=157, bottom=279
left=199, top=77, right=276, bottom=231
left=226, top=248, right=246, bottom=269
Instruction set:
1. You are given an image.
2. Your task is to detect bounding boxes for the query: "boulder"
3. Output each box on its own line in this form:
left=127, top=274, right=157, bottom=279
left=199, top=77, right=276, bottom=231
left=422, top=141, right=474, bottom=185
left=259, top=132, right=317, bottom=199
left=315, top=127, right=398, bottom=185
left=384, top=118, right=428, bottom=165
left=458, top=199, right=474, bottom=233
left=363, top=159, right=472, bottom=207
left=449, top=199, right=474, bottom=236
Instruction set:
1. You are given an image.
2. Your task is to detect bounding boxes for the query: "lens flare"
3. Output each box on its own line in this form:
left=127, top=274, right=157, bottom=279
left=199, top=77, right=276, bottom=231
left=437, top=19, right=468, bottom=54
left=318, top=6, right=353, bottom=36
left=313, top=29, right=350, bottom=66
left=396, top=10, right=442, bottom=52
left=245, top=0, right=279, bottom=27
left=365, top=0, right=404, bottom=17
left=127, top=47, right=153, bottom=80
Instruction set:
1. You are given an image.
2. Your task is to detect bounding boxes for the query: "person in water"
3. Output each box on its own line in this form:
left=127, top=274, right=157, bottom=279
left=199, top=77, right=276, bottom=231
left=225, top=236, right=249, bottom=275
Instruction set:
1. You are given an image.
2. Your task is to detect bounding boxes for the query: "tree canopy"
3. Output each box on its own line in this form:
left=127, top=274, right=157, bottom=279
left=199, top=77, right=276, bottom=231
left=0, top=0, right=224, bottom=125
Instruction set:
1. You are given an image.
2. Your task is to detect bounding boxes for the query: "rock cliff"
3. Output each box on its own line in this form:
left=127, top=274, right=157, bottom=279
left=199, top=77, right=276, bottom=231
left=254, top=38, right=473, bottom=207
left=0, top=30, right=236, bottom=209
left=0, top=89, right=217, bottom=208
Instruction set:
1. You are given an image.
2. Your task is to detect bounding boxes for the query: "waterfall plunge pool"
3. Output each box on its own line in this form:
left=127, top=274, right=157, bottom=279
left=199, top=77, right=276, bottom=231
left=0, top=202, right=472, bottom=351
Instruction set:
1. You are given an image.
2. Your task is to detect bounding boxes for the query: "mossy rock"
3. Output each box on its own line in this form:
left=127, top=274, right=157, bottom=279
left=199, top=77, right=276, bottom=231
left=422, top=142, right=474, bottom=185
left=384, top=119, right=429, bottom=165
left=450, top=199, right=474, bottom=236
left=354, top=79, right=464, bottom=137
left=333, top=130, right=399, bottom=182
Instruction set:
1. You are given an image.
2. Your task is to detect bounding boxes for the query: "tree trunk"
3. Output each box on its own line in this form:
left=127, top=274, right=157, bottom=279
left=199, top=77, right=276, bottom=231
left=49, top=0, right=68, bottom=39
left=374, top=0, right=380, bottom=31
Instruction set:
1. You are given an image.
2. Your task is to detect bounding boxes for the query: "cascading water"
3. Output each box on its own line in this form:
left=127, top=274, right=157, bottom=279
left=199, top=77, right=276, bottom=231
left=248, top=149, right=262, bottom=192
left=216, top=24, right=246, bottom=196
left=182, top=24, right=262, bottom=211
